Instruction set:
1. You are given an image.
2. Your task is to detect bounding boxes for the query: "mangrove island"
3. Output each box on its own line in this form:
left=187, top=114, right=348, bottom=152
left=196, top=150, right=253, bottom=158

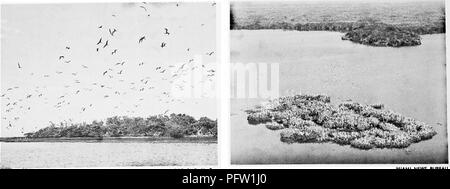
left=246, top=94, right=437, bottom=150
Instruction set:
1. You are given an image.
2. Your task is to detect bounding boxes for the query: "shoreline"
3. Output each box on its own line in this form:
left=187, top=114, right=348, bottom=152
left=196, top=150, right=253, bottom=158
left=0, top=136, right=217, bottom=143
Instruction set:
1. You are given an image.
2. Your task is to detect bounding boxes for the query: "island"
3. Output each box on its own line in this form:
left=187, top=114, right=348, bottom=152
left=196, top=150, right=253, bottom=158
left=245, top=94, right=437, bottom=150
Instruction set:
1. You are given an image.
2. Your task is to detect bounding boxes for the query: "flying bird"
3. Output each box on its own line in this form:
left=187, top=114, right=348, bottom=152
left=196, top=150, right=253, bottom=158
left=164, top=28, right=170, bottom=35
left=161, top=42, right=166, bottom=48
left=109, top=28, right=117, bottom=36
left=111, top=49, right=118, bottom=55
left=59, top=55, right=65, bottom=60
left=206, top=51, right=214, bottom=56
left=139, top=36, right=145, bottom=43
left=139, top=6, right=147, bottom=11
left=103, top=71, right=108, bottom=75
left=17, top=62, right=22, bottom=69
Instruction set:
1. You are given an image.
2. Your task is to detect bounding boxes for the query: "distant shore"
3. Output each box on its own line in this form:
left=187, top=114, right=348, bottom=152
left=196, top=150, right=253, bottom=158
left=0, top=136, right=217, bottom=143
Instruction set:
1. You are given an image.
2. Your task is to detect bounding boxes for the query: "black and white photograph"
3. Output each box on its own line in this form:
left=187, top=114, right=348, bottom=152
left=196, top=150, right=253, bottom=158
left=230, top=0, right=448, bottom=164
left=0, top=2, right=218, bottom=168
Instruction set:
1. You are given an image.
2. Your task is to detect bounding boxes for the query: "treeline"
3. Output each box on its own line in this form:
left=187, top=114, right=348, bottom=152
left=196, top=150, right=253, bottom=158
left=232, top=15, right=445, bottom=47
left=24, top=114, right=217, bottom=139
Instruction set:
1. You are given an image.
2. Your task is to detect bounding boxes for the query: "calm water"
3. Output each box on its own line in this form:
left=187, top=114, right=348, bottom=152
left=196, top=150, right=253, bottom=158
left=1, top=142, right=217, bottom=168
left=231, top=30, right=447, bottom=164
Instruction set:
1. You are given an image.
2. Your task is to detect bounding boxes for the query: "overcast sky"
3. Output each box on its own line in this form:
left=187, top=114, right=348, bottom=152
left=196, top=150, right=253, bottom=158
left=0, top=2, right=218, bottom=137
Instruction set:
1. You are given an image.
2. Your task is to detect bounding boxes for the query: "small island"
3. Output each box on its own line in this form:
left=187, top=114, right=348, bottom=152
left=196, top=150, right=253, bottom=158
left=1, top=113, right=217, bottom=142
left=246, top=94, right=437, bottom=150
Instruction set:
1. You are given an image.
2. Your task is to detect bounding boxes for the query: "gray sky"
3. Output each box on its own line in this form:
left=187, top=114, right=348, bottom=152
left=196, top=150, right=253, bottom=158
left=1, top=2, right=217, bottom=137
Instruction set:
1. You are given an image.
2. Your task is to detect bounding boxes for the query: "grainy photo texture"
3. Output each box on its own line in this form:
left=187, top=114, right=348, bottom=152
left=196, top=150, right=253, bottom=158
left=230, top=0, right=447, bottom=164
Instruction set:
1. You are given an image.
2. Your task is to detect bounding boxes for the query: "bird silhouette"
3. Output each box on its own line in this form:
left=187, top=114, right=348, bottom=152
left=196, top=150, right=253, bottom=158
left=103, top=40, right=109, bottom=48
left=17, top=62, right=22, bottom=69
left=96, top=38, right=102, bottom=45
left=161, top=42, right=166, bottom=48
left=109, top=28, right=117, bottom=36
left=103, top=71, right=108, bottom=75
left=111, top=49, right=118, bottom=55
left=164, top=28, right=170, bottom=35
left=139, top=36, right=145, bottom=43
left=59, top=55, right=65, bottom=60
left=139, top=6, right=147, bottom=11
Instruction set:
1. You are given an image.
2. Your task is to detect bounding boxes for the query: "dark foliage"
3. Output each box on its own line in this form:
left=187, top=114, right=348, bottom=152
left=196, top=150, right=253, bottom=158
left=24, top=114, right=217, bottom=138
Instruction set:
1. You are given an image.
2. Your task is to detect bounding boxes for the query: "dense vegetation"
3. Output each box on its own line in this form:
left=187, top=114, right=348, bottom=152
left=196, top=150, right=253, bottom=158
left=231, top=2, right=445, bottom=47
left=246, top=94, right=437, bottom=149
left=24, top=114, right=217, bottom=139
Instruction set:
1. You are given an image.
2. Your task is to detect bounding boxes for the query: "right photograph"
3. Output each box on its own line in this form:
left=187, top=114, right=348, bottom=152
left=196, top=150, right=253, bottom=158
left=230, top=0, right=448, bottom=164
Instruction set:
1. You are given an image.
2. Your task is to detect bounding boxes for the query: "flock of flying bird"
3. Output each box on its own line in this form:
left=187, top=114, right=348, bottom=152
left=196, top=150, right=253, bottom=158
left=1, top=2, right=217, bottom=133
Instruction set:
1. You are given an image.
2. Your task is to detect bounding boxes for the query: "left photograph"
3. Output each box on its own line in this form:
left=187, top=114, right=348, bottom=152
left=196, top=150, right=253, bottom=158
left=0, top=2, right=218, bottom=168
